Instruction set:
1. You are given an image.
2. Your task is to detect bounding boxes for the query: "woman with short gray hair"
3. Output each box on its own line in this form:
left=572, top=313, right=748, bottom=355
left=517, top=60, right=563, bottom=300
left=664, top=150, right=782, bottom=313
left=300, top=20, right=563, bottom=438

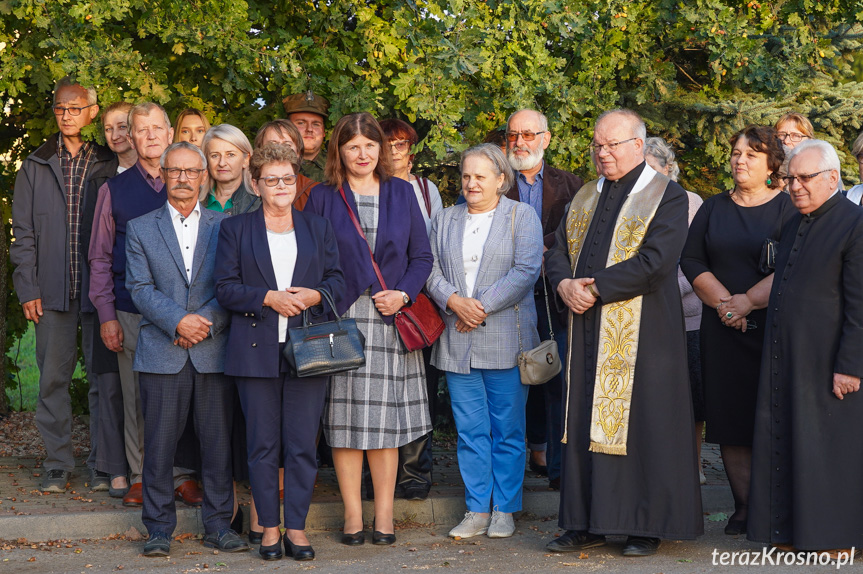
left=426, top=143, right=542, bottom=540
left=644, top=137, right=680, bottom=182
left=846, top=131, right=863, bottom=205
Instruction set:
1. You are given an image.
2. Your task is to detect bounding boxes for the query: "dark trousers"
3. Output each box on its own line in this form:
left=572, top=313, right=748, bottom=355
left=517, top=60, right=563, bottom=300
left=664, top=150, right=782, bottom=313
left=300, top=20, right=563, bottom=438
left=236, top=372, right=327, bottom=530
left=395, top=345, right=439, bottom=493
left=139, top=360, right=233, bottom=536
left=525, top=294, right=566, bottom=481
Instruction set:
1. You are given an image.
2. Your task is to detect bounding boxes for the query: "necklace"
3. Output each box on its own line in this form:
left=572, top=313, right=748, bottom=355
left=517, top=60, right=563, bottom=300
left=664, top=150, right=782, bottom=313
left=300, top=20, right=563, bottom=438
left=265, top=218, right=293, bottom=233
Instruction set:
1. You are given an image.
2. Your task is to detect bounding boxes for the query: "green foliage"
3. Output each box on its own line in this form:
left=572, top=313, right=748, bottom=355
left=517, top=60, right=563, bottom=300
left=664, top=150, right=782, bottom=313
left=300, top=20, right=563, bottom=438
left=1, top=0, right=863, bottom=361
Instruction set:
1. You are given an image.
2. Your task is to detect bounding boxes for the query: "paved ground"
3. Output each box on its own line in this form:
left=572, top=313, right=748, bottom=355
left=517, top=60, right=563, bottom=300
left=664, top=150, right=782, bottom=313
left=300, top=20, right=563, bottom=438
left=1, top=516, right=858, bottom=574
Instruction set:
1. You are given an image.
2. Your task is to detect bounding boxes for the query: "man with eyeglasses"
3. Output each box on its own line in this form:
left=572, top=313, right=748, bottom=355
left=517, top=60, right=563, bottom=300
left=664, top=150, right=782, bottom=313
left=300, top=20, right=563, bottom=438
left=282, top=91, right=329, bottom=182
left=11, top=77, right=118, bottom=494
left=503, top=109, right=583, bottom=492
left=748, top=140, right=863, bottom=556
left=544, top=109, right=702, bottom=557
left=89, top=102, right=202, bottom=508
left=125, top=141, right=246, bottom=557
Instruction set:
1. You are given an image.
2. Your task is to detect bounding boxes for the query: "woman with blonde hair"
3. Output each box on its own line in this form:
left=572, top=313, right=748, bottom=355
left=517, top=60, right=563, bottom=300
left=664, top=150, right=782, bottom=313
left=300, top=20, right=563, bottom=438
left=173, top=108, right=211, bottom=147
left=201, top=124, right=257, bottom=215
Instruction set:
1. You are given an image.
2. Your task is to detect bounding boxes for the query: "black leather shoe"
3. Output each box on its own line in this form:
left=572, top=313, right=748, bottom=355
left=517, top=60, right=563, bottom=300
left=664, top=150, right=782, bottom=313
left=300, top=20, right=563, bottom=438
left=143, top=532, right=171, bottom=557
left=341, top=531, right=365, bottom=546
left=372, top=530, right=397, bottom=545
left=258, top=538, right=283, bottom=561
left=284, top=534, right=315, bottom=561
left=546, top=530, right=606, bottom=553
left=203, top=529, right=249, bottom=553
left=529, top=459, right=549, bottom=477
left=621, top=536, right=661, bottom=557
left=248, top=530, right=263, bottom=544
left=724, top=519, right=747, bottom=535
left=548, top=477, right=561, bottom=491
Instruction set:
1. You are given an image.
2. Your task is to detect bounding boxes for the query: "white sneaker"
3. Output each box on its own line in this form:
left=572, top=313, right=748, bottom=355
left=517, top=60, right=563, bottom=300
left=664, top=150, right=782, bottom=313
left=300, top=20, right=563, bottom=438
left=448, top=511, right=491, bottom=538
left=487, top=509, right=515, bottom=538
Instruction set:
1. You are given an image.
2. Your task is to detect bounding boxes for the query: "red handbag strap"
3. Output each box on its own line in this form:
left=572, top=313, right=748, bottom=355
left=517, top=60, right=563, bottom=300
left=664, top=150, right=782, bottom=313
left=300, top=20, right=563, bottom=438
left=338, top=185, right=390, bottom=291
left=417, top=177, right=432, bottom=216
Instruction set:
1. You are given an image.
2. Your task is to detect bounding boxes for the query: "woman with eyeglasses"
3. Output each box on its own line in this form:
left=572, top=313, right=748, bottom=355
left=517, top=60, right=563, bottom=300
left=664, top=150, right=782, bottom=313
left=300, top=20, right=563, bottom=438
left=378, top=118, right=443, bottom=501
left=214, top=142, right=345, bottom=561
left=845, top=131, right=863, bottom=205
left=774, top=113, right=814, bottom=151
left=681, top=125, right=796, bottom=537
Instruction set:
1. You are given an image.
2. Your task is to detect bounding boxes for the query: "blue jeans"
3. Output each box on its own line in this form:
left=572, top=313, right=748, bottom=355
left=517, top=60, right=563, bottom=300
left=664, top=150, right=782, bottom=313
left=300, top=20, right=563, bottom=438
left=447, top=367, right=528, bottom=513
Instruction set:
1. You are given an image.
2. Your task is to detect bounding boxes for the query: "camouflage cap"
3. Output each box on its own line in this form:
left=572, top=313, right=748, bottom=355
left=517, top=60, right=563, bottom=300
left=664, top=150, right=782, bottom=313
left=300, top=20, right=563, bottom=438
left=282, top=91, right=329, bottom=119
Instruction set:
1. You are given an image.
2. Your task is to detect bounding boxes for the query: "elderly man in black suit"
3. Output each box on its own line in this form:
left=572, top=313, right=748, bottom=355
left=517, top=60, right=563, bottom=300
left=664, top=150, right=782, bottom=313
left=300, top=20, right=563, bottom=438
left=505, top=109, right=583, bottom=490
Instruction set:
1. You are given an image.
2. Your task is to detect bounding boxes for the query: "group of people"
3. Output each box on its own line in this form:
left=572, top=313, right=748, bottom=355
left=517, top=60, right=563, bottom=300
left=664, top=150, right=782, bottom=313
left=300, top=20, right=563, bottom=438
left=11, top=75, right=863, bottom=563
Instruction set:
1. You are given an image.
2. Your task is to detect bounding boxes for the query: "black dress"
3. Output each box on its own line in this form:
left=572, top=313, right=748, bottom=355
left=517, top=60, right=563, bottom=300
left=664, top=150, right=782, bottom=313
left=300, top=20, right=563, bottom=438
left=680, top=191, right=794, bottom=446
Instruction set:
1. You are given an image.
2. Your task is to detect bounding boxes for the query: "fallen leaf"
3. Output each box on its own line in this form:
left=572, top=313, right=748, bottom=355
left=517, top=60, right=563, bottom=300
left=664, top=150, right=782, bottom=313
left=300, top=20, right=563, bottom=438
left=579, top=552, right=588, bottom=559
left=123, top=527, right=144, bottom=541
left=706, top=512, right=728, bottom=522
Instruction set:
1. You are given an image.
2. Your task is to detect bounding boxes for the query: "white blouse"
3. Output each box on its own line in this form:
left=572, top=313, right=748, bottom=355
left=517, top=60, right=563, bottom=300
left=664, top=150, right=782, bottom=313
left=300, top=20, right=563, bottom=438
left=463, top=208, right=496, bottom=296
left=266, top=228, right=298, bottom=343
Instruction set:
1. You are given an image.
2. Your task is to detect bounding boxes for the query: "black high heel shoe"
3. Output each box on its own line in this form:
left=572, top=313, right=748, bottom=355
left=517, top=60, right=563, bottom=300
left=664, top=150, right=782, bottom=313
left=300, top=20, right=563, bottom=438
left=258, top=533, right=283, bottom=561
left=248, top=530, right=263, bottom=544
left=284, top=533, right=315, bottom=561
left=372, top=519, right=396, bottom=545
left=341, top=530, right=365, bottom=546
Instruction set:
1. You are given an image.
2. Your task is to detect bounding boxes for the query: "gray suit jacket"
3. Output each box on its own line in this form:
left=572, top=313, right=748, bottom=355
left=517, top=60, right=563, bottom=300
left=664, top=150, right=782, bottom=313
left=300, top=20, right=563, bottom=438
left=126, top=203, right=230, bottom=375
left=427, top=195, right=543, bottom=374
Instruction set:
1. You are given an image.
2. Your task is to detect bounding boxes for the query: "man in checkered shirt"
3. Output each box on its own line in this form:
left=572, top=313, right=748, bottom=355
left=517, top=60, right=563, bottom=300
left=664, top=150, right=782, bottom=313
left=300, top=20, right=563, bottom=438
left=10, top=77, right=117, bottom=493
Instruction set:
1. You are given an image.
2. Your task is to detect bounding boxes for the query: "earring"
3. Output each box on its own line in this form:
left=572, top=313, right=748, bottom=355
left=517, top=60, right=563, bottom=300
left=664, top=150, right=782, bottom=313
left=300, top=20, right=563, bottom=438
left=766, top=178, right=772, bottom=186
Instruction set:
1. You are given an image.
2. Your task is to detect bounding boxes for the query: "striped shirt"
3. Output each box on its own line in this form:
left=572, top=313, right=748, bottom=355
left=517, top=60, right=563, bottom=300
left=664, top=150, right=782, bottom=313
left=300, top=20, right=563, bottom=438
left=58, top=135, right=95, bottom=300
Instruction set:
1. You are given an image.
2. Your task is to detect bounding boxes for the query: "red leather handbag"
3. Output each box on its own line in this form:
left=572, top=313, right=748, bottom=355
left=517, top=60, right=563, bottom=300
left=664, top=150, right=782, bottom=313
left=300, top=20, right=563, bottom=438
left=339, top=186, right=444, bottom=352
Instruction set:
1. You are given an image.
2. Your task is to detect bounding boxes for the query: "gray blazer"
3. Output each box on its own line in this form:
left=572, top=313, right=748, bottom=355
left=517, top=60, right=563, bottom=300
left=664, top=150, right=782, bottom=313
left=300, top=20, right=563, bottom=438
left=427, top=195, right=543, bottom=374
left=126, top=203, right=230, bottom=375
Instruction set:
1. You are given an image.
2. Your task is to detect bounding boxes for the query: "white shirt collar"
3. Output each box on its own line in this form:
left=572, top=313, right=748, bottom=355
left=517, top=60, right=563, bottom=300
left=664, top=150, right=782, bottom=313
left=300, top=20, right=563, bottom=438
left=596, top=163, right=659, bottom=195
left=167, top=201, right=201, bottom=221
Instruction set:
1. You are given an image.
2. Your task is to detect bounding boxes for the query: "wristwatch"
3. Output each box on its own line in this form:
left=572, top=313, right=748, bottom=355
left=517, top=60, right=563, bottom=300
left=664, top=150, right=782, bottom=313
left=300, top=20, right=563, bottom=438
left=400, top=291, right=410, bottom=305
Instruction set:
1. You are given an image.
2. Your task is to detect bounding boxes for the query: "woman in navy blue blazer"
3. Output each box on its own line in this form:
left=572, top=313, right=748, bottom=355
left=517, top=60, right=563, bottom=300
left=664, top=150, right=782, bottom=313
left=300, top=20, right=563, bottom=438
left=214, top=143, right=344, bottom=561
left=305, top=113, right=433, bottom=546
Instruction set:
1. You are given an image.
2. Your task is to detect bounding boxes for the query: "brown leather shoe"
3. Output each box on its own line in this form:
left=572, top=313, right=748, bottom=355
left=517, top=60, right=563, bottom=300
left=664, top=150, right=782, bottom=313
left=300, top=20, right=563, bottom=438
left=123, top=482, right=143, bottom=507
left=174, top=480, right=203, bottom=506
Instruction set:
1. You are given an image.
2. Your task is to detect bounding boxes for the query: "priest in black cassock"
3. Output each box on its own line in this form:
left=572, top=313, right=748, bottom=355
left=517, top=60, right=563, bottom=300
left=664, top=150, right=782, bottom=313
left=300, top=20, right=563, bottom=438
left=544, top=109, right=703, bottom=557
left=749, top=140, right=863, bottom=553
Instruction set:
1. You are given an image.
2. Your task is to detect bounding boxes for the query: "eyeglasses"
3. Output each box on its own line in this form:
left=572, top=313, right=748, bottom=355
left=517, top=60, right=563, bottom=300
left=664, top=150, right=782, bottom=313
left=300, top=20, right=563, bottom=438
left=53, top=104, right=95, bottom=117
left=781, top=170, right=831, bottom=185
left=389, top=139, right=410, bottom=152
left=505, top=131, right=547, bottom=143
left=589, top=138, right=636, bottom=153
left=163, top=168, right=206, bottom=179
left=777, top=132, right=810, bottom=143
left=258, top=175, right=298, bottom=187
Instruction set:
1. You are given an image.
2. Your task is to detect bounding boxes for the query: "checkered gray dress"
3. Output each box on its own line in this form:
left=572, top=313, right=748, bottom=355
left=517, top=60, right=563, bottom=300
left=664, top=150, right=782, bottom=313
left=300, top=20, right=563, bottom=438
left=323, top=193, right=432, bottom=450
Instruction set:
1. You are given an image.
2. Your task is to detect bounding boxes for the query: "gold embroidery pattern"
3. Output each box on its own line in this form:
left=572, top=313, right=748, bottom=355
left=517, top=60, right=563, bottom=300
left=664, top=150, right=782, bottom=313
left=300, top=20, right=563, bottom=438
left=594, top=301, right=637, bottom=442
left=566, top=207, right=593, bottom=270
left=611, top=216, right=648, bottom=263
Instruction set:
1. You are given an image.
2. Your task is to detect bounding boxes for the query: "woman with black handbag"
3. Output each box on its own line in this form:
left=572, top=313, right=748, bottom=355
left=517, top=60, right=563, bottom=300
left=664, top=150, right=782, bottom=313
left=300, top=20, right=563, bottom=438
left=214, top=143, right=344, bottom=561
left=304, top=112, right=434, bottom=547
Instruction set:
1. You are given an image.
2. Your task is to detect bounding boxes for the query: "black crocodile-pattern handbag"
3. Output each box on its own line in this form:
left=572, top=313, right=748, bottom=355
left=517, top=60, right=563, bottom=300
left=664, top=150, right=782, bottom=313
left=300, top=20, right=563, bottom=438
left=283, top=288, right=366, bottom=377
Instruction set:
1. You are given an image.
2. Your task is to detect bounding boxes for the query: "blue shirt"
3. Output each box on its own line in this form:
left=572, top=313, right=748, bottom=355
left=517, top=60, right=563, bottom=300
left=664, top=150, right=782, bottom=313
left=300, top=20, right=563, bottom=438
left=517, top=162, right=545, bottom=221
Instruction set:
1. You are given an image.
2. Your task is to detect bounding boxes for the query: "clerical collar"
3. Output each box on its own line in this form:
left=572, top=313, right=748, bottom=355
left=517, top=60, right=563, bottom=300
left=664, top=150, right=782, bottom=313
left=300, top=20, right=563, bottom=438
left=805, top=190, right=843, bottom=219
left=606, top=161, right=646, bottom=187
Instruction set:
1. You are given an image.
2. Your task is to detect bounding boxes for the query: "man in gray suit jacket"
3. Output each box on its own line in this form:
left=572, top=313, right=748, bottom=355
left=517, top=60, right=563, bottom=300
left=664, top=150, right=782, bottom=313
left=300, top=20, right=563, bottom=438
left=125, top=142, right=248, bottom=557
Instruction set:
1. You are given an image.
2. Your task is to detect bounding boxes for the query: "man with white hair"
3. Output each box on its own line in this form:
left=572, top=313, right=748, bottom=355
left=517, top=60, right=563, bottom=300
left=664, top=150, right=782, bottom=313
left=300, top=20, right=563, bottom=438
left=748, top=139, right=863, bottom=554
left=544, top=109, right=703, bottom=557
left=89, top=102, right=200, bottom=507
left=504, top=109, right=583, bottom=490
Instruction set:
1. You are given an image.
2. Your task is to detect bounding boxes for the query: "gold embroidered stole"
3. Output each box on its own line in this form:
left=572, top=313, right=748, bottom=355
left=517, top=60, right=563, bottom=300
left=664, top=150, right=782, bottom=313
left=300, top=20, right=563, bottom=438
left=561, top=173, right=669, bottom=455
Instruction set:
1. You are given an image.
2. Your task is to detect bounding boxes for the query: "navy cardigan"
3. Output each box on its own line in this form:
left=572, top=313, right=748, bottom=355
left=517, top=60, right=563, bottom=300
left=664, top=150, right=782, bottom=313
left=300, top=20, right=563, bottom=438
left=304, top=177, right=433, bottom=323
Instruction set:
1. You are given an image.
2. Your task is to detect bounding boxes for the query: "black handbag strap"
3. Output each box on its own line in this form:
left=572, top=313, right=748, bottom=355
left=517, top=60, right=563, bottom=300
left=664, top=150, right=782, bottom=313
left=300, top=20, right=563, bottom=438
left=417, top=177, right=432, bottom=216
left=302, top=288, right=339, bottom=330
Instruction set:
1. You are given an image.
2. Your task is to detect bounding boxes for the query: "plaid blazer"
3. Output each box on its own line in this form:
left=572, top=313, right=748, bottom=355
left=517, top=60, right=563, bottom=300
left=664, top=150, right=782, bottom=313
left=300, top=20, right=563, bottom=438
left=427, top=195, right=543, bottom=374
